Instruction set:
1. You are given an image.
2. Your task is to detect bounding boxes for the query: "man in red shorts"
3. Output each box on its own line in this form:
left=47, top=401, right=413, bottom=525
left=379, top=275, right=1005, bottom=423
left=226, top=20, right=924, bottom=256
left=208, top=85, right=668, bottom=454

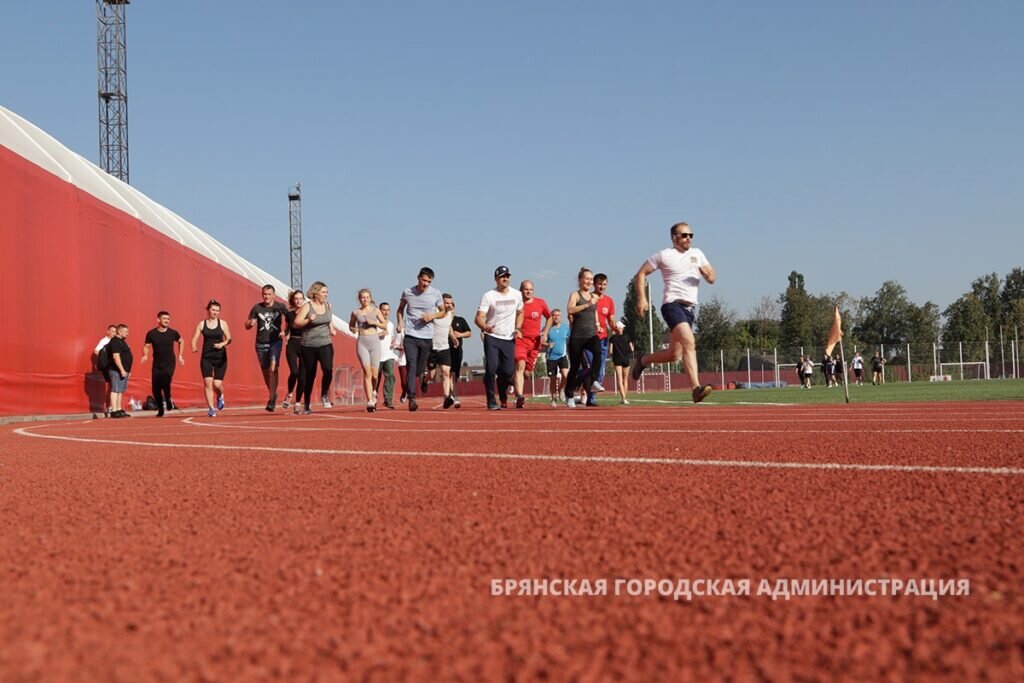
left=513, top=280, right=553, bottom=409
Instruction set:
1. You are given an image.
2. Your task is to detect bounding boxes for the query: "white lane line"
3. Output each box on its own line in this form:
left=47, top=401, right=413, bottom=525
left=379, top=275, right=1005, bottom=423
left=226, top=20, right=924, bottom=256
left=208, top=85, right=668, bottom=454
left=178, top=419, right=1024, bottom=435
left=13, top=425, right=1024, bottom=476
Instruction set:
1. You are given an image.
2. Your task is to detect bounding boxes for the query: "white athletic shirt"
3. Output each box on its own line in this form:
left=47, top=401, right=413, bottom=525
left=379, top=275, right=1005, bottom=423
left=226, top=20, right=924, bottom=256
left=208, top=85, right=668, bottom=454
left=646, top=247, right=710, bottom=306
left=95, top=336, right=112, bottom=353
left=478, top=288, right=524, bottom=341
left=379, top=321, right=396, bottom=362
left=851, top=355, right=864, bottom=370
left=432, top=311, right=453, bottom=351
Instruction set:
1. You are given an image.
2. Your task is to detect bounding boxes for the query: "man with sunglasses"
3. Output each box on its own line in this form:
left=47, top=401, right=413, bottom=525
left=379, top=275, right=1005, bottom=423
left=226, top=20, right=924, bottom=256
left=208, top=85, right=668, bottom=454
left=631, top=221, right=717, bottom=403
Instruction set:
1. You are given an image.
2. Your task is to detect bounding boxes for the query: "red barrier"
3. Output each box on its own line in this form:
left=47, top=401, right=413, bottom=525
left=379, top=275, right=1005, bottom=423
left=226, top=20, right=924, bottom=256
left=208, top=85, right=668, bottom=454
left=0, top=145, right=356, bottom=416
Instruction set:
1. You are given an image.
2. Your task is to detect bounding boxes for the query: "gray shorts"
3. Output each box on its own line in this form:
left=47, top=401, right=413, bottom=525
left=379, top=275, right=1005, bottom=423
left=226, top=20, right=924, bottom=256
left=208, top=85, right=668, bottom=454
left=356, top=334, right=381, bottom=368
left=108, top=370, right=129, bottom=393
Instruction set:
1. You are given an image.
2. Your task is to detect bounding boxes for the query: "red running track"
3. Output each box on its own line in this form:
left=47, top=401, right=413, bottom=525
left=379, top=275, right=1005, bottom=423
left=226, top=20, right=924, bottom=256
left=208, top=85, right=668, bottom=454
left=1, top=400, right=1022, bottom=681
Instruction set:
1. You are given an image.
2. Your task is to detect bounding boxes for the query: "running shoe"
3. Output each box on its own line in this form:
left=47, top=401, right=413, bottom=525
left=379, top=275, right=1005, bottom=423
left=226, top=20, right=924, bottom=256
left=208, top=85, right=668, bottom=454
left=207, top=409, right=217, bottom=418
left=586, top=399, right=598, bottom=407
left=372, top=390, right=378, bottom=404
left=216, top=395, right=225, bottom=411
left=293, top=404, right=303, bottom=415
left=400, top=393, right=407, bottom=403
left=366, top=402, right=376, bottom=413
left=500, top=399, right=508, bottom=409
left=452, top=398, right=461, bottom=409
left=620, top=398, right=630, bottom=405
left=515, top=395, right=526, bottom=409
left=156, top=407, right=164, bottom=417
left=692, top=385, right=713, bottom=403
left=302, top=407, right=313, bottom=415
left=321, top=396, right=332, bottom=409
left=421, top=378, right=429, bottom=395
left=384, top=402, right=394, bottom=410
left=566, top=397, right=576, bottom=408
left=266, top=399, right=275, bottom=413
left=550, top=399, right=558, bottom=408
left=591, top=381, right=605, bottom=393
left=443, top=395, right=454, bottom=410
left=409, top=398, right=419, bottom=412
left=487, top=403, right=501, bottom=411
left=630, top=356, right=645, bottom=382
left=282, top=394, right=292, bottom=409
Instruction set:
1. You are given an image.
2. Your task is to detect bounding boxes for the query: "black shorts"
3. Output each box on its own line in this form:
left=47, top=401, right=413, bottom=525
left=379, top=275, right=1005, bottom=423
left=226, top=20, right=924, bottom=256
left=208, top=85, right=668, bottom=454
left=429, top=348, right=452, bottom=367
left=661, top=301, right=696, bottom=331
left=547, top=355, right=568, bottom=376
left=853, top=368, right=863, bottom=378
left=201, top=356, right=228, bottom=380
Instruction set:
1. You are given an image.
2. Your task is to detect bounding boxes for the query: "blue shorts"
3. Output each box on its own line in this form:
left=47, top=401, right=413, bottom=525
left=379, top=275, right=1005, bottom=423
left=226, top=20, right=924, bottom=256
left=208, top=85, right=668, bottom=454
left=256, top=341, right=283, bottom=369
left=108, top=369, right=129, bottom=393
left=661, top=301, right=696, bottom=331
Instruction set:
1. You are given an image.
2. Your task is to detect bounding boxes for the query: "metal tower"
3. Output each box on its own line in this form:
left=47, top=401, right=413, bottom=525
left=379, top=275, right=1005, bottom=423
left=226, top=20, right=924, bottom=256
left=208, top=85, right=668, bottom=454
left=96, top=0, right=130, bottom=183
left=288, top=183, right=303, bottom=292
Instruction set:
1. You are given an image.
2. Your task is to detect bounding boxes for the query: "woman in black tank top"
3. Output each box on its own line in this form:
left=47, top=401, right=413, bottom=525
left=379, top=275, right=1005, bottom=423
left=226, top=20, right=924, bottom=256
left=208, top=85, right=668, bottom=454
left=190, top=299, right=232, bottom=417
left=564, top=268, right=604, bottom=408
left=281, top=289, right=307, bottom=410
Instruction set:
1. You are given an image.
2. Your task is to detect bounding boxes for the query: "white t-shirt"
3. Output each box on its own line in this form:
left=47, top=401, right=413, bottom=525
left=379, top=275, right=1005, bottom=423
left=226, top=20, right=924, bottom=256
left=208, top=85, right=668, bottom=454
left=646, top=247, right=710, bottom=305
left=393, top=331, right=406, bottom=367
left=851, top=356, right=864, bottom=370
left=95, top=336, right=112, bottom=354
left=432, top=311, right=453, bottom=351
left=478, top=288, right=524, bottom=341
left=379, top=321, right=396, bottom=362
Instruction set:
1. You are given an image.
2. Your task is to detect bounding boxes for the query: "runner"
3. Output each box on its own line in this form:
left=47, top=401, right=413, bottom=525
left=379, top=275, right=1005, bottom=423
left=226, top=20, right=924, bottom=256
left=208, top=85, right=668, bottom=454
left=476, top=266, right=524, bottom=411
left=349, top=288, right=387, bottom=412
left=190, top=300, right=231, bottom=417
left=448, top=298, right=471, bottom=409
left=245, top=284, right=288, bottom=412
left=545, top=309, right=570, bottom=408
left=609, top=321, right=634, bottom=405
left=293, top=281, right=337, bottom=414
left=376, top=302, right=397, bottom=409
left=631, top=222, right=717, bottom=403
left=282, top=290, right=307, bottom=412
left=513, top=280, right=552, bottom=409
left=141, top=311, right=184, bottom=417
left=564, top=267, right=602, bottom=408
left=432, top=294, right=456, bottom=409
left=396, top=267, right=445, bottom=412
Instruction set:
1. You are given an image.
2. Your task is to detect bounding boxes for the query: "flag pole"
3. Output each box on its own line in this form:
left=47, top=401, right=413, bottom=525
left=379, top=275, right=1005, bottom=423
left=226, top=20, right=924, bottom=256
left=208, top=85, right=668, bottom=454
left=839, top=337, right=850, bottom=404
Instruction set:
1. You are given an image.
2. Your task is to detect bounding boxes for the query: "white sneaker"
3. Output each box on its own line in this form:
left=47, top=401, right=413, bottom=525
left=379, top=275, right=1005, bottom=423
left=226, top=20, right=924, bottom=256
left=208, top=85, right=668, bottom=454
left=591, top=381, right=605, bottom=392
left=321, top=396, right=333, bottom=408
left=566, top=397, right=576, bottom=408
left=550, top=399, right=558, bottom=408
left=282, top=393, right=292, bottom=409
left=620, top=398, right=629, bottom=405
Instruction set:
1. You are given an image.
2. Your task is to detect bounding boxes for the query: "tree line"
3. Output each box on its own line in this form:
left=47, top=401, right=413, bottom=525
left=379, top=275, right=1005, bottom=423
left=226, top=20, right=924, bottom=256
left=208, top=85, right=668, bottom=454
left=618, top=267, right=1024, bottom=356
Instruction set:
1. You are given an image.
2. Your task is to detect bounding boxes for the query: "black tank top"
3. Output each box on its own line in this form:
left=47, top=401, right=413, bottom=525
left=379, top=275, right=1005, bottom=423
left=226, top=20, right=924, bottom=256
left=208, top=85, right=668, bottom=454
left=201, top=319, right=226, bottom=356
left=285, top=309, right=305, bottom=341
left=570, top=290, right=598, bottom=339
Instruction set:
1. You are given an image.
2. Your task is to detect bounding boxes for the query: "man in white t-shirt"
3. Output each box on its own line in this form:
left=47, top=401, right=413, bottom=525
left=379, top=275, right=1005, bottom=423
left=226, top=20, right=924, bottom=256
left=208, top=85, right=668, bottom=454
left=94, top=324, right=117, bottom=417
left=475, top=265, right=525, bottom=411
left=632, top=221, right=717, bottom=403
left=376, top=302, right=397, bottom=408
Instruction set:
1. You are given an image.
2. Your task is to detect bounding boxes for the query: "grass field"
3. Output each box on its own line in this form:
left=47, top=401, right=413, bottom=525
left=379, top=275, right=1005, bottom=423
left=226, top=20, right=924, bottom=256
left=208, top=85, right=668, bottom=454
left=613, top=378, right=1024, bottom=406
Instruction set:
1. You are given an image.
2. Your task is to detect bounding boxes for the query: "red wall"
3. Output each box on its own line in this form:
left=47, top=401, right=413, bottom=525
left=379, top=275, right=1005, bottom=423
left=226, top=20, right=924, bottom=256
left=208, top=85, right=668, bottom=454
left=0, top=145, right=356, bottom=416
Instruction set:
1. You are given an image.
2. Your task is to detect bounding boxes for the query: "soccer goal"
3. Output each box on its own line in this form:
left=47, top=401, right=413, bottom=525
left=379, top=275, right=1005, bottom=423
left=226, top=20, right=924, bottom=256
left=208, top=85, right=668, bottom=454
left=938, top=361, right=989, bottom=380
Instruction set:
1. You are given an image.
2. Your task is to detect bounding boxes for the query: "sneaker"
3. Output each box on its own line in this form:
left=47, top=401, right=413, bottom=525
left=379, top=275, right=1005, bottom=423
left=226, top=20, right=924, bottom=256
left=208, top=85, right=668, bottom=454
left=293, top=404, right=303, bottom=415
left=321, top=396, right=332, bottom=409
left=566, top=397, right=576, bottom=408
left=452, top=398, right=461, bottom=409
left=216, top=395, right=225, bottom=411
left=156, top=407, right=164, bottom=417
left=366, top=402, right=376, bottom=413
left=421, top=379, right=429, bottom=395
left=620, top=398, right=630, bottom=405
left=591, top=381, right=605, bottom=393
left=586, top=399, right=598, bottom=407
left=207, top=409, right=217, bottom=418
left=302, top=407, right=313, bottom=415
left=500, top=399, right=508, bottom=409
left=266, top=399, right=275, bottom=413
left=400, top=393, right=407, bottom=403
left=372, top=390, right=378, bottom=404
left=487, top=403, right=501, bottom=411
left=384, top=402, right=394, bottom=410
left=515, top=395, right=526, bottom=409
left=409, top=398, right=419, bottom=412
left=692, top=385, right=713, bottom=404
left=550, top=399, right=558, bottom=408
left=282, top=394, right=292, bottom=409
left=630, top=356, right=645, bottom=382
left=443, top=395, right=454, bottom=410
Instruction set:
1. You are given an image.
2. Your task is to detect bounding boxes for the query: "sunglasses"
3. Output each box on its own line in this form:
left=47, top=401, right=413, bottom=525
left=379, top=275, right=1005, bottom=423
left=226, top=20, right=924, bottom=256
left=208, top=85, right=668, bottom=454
left=673, top=232, right=694, bottom=238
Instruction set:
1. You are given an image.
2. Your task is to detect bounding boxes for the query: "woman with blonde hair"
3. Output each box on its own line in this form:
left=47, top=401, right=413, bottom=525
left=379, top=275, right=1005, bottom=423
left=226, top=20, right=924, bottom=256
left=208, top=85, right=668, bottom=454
left=349, top=288, right=387, bottom=412
left=292, top=281, right=336, bottom=414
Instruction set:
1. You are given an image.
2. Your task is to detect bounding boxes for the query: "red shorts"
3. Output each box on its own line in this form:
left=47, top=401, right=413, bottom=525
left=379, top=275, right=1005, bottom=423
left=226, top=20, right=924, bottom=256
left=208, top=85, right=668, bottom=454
left=515, top=335, right=543, bottom=371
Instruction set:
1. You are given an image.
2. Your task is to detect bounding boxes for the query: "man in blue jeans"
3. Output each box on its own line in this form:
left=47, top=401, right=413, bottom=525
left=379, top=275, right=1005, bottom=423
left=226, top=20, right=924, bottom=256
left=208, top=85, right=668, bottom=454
left=396, top=267, right=445, bottom=412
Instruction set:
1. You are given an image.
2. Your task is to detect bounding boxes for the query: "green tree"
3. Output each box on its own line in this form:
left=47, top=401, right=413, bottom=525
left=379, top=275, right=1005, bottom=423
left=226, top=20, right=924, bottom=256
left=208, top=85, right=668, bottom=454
left=695, top=297, right=737, bottom=352
left=779, top=271, right=814, bottom=350
left=622, top=279, right=667, bottom=357
left=943, top=294, right=991, bottom=343
left=1000, top=267, right=1024, bottom=321
left=970, top=272, right=1002, bottom=327
left=855, top=281, right=920, bottom=346
left=906, top=301, right=941, bottom=343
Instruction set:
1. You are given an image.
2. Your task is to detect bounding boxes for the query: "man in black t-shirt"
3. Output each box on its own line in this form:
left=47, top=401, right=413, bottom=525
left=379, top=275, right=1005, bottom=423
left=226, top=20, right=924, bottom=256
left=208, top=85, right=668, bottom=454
left=246, top=284, right=289, bottom=411
left=448, top=300, right=472, bottom=408
left=142, top=311, right=184, bottom=417
left=107, top=324, right=133, bottom=418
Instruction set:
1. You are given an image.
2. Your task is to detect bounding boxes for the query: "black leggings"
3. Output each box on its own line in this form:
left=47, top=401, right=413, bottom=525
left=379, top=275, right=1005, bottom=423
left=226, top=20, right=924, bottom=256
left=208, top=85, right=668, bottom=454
left=565, top=335, right=602, bottom=399
left=300, top=344, right=334, bottom=406
left=286, top=339, right=305, bottom=395
left=152, top=369, right=173, bottom=408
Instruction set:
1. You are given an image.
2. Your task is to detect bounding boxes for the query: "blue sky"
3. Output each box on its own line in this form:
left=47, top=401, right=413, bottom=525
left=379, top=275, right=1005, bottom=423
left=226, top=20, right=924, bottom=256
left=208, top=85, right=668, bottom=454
left=4, top=1, right=1022, bottom=360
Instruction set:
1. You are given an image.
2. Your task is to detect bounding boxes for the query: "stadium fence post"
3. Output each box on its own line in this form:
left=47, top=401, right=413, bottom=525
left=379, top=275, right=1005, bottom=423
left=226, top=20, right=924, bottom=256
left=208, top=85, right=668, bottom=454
left=907, top=343, right=911, bottom=382
left=746, top=348, right=751, bottom=387
left=773, top=347, right=779, bottom=387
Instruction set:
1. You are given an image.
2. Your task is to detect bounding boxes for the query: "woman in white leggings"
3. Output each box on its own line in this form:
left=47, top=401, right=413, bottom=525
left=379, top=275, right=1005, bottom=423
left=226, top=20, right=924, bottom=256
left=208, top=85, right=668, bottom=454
left=349, top=288, right=387, bottom=412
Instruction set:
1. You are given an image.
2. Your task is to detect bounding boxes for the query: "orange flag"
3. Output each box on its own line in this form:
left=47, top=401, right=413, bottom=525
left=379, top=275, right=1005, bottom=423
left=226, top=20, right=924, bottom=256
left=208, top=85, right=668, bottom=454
left=825, top=306, right=843, bottom=355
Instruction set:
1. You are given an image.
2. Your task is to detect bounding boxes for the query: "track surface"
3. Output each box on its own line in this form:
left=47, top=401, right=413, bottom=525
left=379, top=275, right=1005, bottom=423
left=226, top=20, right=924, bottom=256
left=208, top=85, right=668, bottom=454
left=2, top=400, right=1022, bottom=681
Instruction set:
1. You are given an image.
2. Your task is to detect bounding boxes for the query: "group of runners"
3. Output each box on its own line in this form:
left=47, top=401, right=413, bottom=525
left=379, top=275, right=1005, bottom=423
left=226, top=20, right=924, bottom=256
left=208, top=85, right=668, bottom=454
left=796, top=351, right=886, bottom=388
left=95, top=222, right=718, bottom=416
